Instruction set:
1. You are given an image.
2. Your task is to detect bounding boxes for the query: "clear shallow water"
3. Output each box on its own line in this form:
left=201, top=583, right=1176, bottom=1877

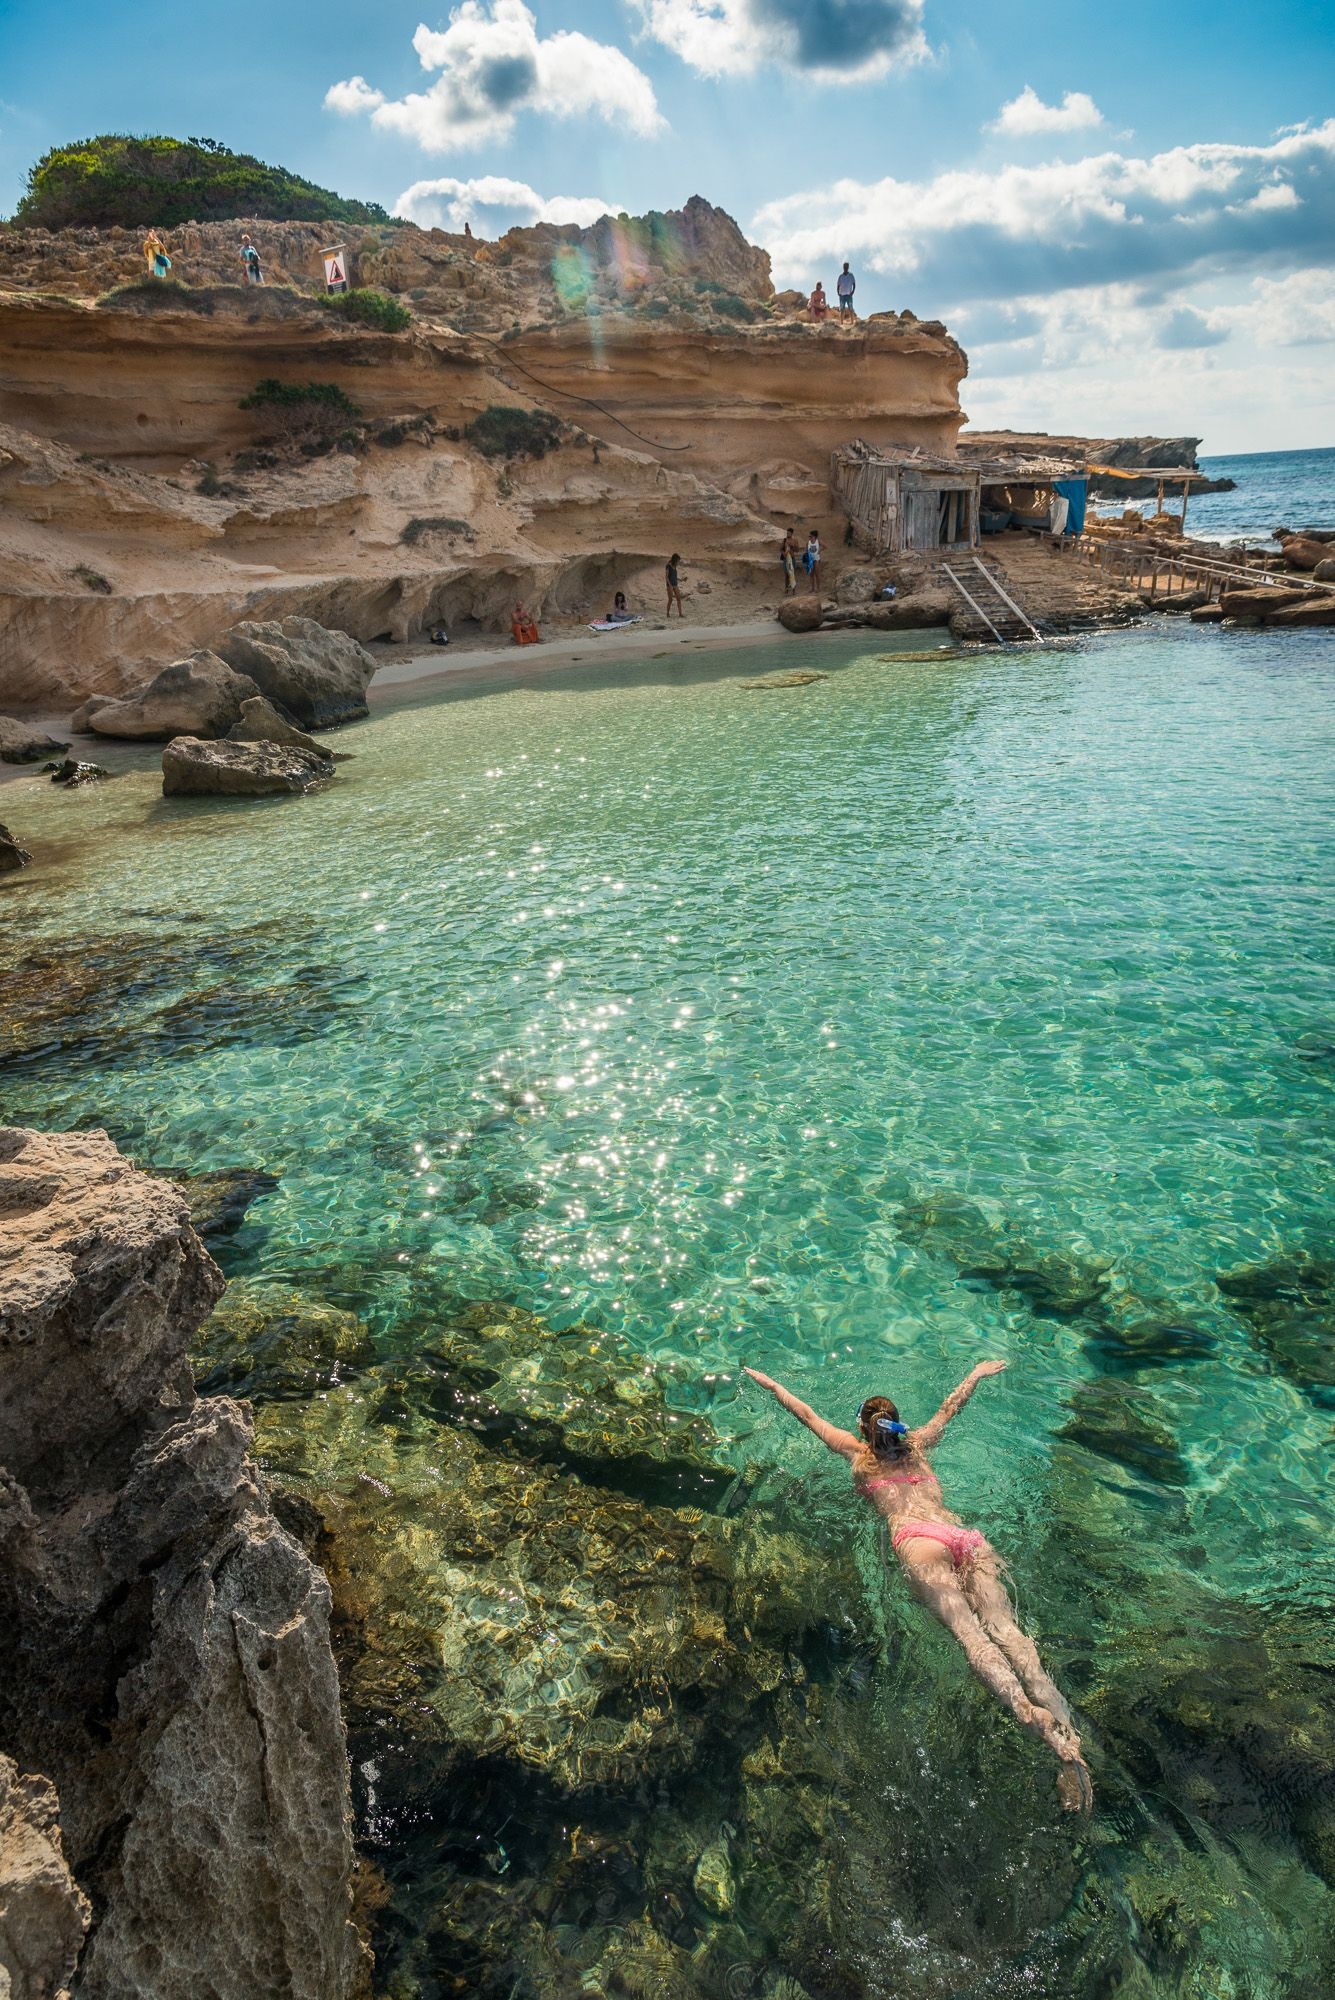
left=1189, top=445, right=1335, bottom=544
left=3, top=624, right=1334, bottom=1994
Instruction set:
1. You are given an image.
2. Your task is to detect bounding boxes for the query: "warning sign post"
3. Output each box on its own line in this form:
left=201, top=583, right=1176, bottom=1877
left=322, top=246, right=349, bottom=294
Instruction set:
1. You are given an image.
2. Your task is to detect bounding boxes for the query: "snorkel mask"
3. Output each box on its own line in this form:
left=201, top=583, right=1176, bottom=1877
left=857, top=1400, right=908, bottom=1451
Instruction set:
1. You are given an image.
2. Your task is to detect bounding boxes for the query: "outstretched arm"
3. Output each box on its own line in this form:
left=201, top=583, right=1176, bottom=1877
left=743, top=1368, right=860, bottom=1458
left=911, top=1361, right=1006, bottom=1451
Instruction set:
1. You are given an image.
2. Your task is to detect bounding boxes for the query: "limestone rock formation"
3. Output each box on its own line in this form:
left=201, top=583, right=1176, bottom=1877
left=162, top=734, right=334, bottom=796
left=0, top=1755, right=90, bottom=2000
left=0, top=1126, right=368, bottom=2000
left=0, top=823, right=32, bottom=873
left=84, top=651, right=260, bottom=740
left=227, top=694, right=332, bottom=759
left=213, top=617, right=376, bottom=727
left=0, top=715, right=68, bottom=764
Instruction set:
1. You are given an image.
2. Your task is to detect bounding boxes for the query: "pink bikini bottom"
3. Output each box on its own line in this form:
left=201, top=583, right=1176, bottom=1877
left=891, top=1520, right=987, bottom=1570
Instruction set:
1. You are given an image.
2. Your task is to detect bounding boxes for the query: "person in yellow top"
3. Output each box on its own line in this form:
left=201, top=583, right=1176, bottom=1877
left=142, top=231, right=171, bottom=278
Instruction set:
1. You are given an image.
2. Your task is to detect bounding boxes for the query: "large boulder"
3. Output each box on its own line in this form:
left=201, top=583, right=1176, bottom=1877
left=0, top=1756, right=90, bottom=2000
left=0, top=715, right=69, bottom=765
left=0, top=823, right=31, bottom=874
left=1218, top=586, right=1308, bottom=619
left=834, top=568, right=881, bottom=605
left=226, top=695, right=332, bottom=760
left=0, top=1127, right=369, bottom=2000
left=868, top=591, right=953, bottom=630
left=777, top=598, right=823, bottom=632
left=1262, top=596, right=1335, bottom=628
left=1314, top=559, right=1335, bottom=583
left=1279, top=537, right=1328, bottom=572
left=86, top=653, right=261, bottom=741
left=213, top=617, right=376, bottom=728
left=162, top=736, right=333, bottom=797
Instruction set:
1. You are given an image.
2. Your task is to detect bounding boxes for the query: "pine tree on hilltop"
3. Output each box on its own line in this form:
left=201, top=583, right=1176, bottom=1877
left=12, top=135, right=391, bottom=230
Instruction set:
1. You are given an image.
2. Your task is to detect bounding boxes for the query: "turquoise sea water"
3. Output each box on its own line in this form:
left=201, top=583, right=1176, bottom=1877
left=1190, top=445, right=1335, bottom=544
left=3, top=622, right=1334, bottom=1995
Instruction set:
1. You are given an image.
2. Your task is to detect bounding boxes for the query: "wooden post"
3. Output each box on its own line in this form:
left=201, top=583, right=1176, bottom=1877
left=1181, top=479, right=1190, bottom=532
left=1156, top=478, right=1164, bottom=516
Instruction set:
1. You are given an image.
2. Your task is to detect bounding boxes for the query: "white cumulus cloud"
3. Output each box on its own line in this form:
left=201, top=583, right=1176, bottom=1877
left=634, top=0, right=927, bottom=82
left=394, top=175, right=614, bottom=234
left=751, top=120, right=1335, bottom=307
left=325, top=2, right=664, bottom=153
left=990, top=86, right=1104, bottom=136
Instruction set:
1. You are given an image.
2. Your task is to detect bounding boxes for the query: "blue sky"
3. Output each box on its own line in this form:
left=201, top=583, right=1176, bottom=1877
left=3, top=0, right=1333, bottom=450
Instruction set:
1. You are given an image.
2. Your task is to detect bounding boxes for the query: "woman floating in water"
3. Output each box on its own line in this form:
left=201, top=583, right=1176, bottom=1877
left=744, top=1360, right=1092, bottom=1812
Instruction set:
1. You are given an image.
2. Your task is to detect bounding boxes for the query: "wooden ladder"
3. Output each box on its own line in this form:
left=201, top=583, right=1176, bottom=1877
left=941, top=557, right=1045, bottom=644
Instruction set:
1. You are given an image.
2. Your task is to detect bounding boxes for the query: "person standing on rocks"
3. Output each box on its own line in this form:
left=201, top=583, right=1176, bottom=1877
left=240, top=234, right=265, bottom=285
left=143, top=229, right=171, bottom=279
left=666, top=553, right=685, bottom=618
left=781, top=528, right=798, bottom=595
left=836, top=262, right=856, bottom=321
left=804, top=529, right=822, bottom=594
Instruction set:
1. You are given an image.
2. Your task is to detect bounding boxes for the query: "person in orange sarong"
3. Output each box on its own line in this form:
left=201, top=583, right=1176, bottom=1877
left=511, top=602, right=541, bottom=646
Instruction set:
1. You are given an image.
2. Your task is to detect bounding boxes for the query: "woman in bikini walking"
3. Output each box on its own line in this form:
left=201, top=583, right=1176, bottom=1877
left=744, top=1360, right=1092, bottom=1811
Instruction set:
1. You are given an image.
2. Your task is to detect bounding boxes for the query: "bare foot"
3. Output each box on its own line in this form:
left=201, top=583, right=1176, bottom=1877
left=1056, top=1756, right=1093, bottom=1814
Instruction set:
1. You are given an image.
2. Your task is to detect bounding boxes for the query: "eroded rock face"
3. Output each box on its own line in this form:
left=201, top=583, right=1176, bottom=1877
left=227, top=694, right=333, bottom=759
left=213, top=617, right=376, bottom=728
left=0, top=1127, right=368, bottom=2000
left=162, top=734, right=334, bottom=796
left=85, top=652, right=261, bottom=740
left=0, top=1754, right=90, bottom=2000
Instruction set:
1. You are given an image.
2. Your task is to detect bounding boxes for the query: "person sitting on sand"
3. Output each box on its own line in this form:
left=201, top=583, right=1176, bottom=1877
left=665, top=554, right=684, bottom=619
left=143, top=230, right=171, bottom=279
left=511, top=601, right=541, bottom=646
left=605, top=591, right=633, bottom=623
left=808, top=282, right=829, bottom=323
left=743, top=1361, right=1093, bottom=1812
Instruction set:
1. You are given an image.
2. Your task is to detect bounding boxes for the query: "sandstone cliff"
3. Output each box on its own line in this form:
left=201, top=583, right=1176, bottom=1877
left=0, top=1127, right=367, bottom=2000
left=0, top=201, right=967, bottom=707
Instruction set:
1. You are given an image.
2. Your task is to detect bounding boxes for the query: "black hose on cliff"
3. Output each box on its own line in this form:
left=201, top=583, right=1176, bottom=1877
left=476, top=335, right=693, bottom=455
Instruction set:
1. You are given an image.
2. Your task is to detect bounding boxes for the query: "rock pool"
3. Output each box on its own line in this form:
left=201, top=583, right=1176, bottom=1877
left=2, top=623, right=1333, bottom=1998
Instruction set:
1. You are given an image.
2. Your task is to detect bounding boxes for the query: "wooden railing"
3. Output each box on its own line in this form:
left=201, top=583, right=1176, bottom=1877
left=1075, top=536, right=1335, bottom=603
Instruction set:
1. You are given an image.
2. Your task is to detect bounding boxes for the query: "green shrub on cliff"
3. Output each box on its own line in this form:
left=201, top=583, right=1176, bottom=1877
left=463, top=406, right=563, bottom=461
left=316, top=288, right=412, bottom=333
left=240, top=379, right=363, bottom=450
left=12, top=135, right=390, bottom=230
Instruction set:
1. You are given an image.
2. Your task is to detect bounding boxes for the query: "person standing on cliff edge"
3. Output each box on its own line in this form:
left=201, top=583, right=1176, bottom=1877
left=240, top=234, right=264, bottom=285
left=837, top=262, right=856, bottom=320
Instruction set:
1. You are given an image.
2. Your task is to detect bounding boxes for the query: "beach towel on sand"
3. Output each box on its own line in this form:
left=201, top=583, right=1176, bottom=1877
left=587, top=615, right=644, bottom=633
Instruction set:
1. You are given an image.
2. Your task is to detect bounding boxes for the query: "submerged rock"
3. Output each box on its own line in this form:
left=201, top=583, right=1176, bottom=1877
left=1217, top=1252, right=1335, bottom=1406
left=162, top=734, right=334, bottom=796
left=0, top=1127, right=369, bottom=1999
left=0, top=714, right=68, bottom=764
left=172, top=1164, right=281, bottom=1240
left=740, top=669, right=828, bottom=689
left=195, top=1280, right=376, bottom=1400
left=1056, top=1377, right=1191, bottom=1488
left=85, top=651, right=261, bottom=740
left=213, top=616, right=377, bottom=728
left=894, top=1190, right=1112, bottom=1317
left=0, top=822, right=31, bottom=874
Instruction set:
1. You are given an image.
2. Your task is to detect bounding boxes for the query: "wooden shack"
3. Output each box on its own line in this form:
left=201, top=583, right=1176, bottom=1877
left=832, top=440, right=982, bottom=554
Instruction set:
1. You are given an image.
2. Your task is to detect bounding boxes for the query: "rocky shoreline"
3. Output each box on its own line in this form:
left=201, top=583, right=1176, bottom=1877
left=0, top=1128, right=368, bottom=1999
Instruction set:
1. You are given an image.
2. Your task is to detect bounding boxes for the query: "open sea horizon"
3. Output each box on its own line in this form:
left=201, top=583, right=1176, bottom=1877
left=1188, top=444, right=1335, bottom=544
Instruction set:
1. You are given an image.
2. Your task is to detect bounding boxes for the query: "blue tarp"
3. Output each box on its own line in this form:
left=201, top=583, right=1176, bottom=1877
left=1053, top=476, right=1087, bottom=535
